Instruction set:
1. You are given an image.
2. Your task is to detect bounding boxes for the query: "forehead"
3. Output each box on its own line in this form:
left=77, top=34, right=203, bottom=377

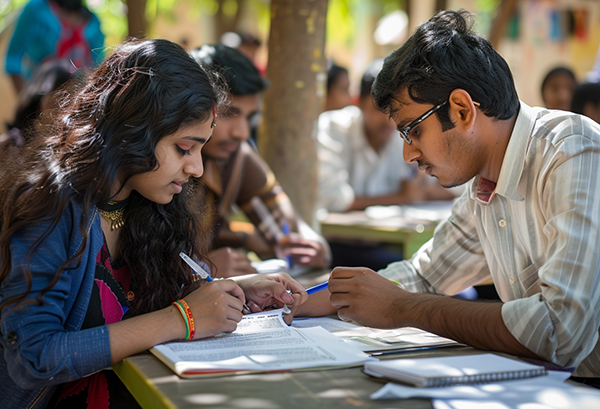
left=389, top=89, right=423, bottom=124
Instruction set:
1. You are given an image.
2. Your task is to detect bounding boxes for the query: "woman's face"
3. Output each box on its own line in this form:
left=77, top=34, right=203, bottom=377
left=542, top=72, right=577, bottom=111
left=117, top=118, right=214, bottom=204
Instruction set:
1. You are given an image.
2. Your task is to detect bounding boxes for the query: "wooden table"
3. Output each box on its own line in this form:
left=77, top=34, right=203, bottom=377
left=111, top=268, right=472, bottom=408
left=113, top=344, right=479, bottom=409
left=320, top=201, right=454, bottom=257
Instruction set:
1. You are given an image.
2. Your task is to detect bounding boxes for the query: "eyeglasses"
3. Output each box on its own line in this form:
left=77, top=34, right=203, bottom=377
left=398, top=100, right=448, bottom=145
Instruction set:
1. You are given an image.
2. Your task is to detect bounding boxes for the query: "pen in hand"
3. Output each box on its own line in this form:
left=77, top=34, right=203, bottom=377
left=179, top=252, right=251, bottom=313
left=281, top=221, right=294, bottom=268
left=306, top=281, right=329, bottom=295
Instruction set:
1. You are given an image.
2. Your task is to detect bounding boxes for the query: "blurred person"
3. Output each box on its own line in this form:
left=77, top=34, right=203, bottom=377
left=541, top=66, right=577, bottom=111
left=220, top=31, right=265, bottom=75
left=571, top=82, right=600, bottom=124
left=316, top=58, right=457, bottom=272
left=325, top=62, right=352, bottom=112
left=190, top=44, right=331, bottom=278
left=318, top=58, right=456, bottom=214
left=298, top=10, right=600, bottom=387
left=5, top=0, right=104, bottom=94
left=0, top=59, right=73, bottom=161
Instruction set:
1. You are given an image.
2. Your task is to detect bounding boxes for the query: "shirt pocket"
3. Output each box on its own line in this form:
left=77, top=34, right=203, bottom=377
left=518, top=261, right=541, bottom=297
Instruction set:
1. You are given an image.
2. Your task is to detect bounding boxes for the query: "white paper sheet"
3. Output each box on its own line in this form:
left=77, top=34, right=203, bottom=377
left=151, top=309, right=372, bottom=377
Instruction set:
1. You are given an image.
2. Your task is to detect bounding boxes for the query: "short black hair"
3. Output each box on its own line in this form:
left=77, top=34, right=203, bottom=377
left=571, top=82, right=600, bottom=114
left=360, top=58, right=384, bottom=98
left=190, top=44, right=269, bottom=96
left=327, top=62, right=348, bottom=92
left=372, top=9, right=519, bottom=131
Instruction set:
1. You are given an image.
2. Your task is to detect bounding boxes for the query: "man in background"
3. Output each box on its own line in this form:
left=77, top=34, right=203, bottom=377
left=5, top=0, right=104, bottom=94
left=190, top=44, right=331, bottom=278
left=571, top=82, right=600, bottom=124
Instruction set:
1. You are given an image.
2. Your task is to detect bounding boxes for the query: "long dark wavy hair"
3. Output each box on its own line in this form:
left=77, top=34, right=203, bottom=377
left=0, top=38, right=227, bottom=317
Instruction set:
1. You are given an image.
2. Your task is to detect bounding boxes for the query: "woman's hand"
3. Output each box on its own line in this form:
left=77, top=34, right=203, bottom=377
left=208, top=247, right=258, bottom=278
left=232, top=273, right=309, bottom=323
left=183, top=279, right=247, bottom=339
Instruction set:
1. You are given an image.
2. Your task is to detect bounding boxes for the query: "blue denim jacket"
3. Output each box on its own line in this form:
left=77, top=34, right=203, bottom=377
left=0, top=201, right=111, bottom=408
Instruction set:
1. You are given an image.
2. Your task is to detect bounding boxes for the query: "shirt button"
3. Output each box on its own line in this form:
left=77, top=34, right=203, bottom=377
left=499, top=219, right=506, bottom=227
left=509, top=276, right=516, bottom=285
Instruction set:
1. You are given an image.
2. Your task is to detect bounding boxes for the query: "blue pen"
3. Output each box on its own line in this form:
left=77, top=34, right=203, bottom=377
left=306, top=281, right=329, bottom=295
left=281, top=221, right=293, bottom=268
left=179, top=252, right=251, bottom=312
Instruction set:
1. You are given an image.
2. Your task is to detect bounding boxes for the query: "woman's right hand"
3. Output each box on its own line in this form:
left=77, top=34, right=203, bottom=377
left=182, top=279, right=247, bottom=339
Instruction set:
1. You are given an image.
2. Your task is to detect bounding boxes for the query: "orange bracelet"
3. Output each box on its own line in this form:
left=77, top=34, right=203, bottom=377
left=172, top=299, right=195, bottom=340
left=178, top=299, right=195, bottom=340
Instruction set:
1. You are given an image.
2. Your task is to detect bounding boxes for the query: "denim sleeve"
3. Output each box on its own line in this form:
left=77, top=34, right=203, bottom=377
left=0, top=208, right=111, bottom=390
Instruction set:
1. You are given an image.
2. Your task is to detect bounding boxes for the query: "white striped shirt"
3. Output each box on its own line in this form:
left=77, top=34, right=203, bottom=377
left=379, top=102, right=600, bottom=377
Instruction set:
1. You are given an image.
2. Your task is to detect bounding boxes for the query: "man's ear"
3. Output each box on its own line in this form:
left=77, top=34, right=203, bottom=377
left=448, top=89, right=477, bottom=130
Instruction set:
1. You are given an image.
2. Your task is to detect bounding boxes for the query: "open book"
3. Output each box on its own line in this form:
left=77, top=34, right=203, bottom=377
left=150, top=309, right=372, bottom=378
left=363, top=353, right=548, bottom=388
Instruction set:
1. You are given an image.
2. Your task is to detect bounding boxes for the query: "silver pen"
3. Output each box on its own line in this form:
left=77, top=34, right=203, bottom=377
left=179, top=252, right=251, bottom=313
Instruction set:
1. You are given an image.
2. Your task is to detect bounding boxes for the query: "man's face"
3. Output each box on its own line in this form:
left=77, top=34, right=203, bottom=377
left=542, top=72, right=576, bottom=111
left=360, top=96, right=398, bottom=148
left=390, top=89, right=484, bottom=188
left=202, top=93, right=261, bottom=160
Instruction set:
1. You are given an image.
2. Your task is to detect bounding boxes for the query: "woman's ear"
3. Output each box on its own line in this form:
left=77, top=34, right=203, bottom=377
left=448, top=89, right=477, bottom=130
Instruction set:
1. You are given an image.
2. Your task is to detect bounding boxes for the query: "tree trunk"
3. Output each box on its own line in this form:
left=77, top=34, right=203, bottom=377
left=489, top=0, right=520, bottom=49
left=215, top=0, right=247, bottom=38
left=127, top=0, right=147, bottom=38
left=258, top=0, right=328, bottom=226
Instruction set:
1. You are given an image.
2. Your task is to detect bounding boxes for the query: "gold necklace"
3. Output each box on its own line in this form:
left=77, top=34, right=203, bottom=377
left=98, top=200, right=127, bottom=231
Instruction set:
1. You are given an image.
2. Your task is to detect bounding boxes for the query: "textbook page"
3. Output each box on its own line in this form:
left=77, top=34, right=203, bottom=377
left=151, top=309, right=372, bottom=378
left=292, top=317, right=459, bottom=354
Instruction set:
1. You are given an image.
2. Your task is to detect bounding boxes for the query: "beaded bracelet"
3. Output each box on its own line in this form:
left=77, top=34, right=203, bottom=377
left=172, top=299, right=195, bottom=341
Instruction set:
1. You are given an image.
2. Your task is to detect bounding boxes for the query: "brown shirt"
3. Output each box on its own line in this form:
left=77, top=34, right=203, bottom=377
left=202, top=141, right=299, bottom=250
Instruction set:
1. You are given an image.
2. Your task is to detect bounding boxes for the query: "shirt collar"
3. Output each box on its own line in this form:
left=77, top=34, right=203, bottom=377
left=469, top=101, right=536, bottom=204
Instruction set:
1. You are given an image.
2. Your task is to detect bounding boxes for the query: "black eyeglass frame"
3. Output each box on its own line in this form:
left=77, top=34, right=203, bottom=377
left=398, top=100, right=448, bottom=145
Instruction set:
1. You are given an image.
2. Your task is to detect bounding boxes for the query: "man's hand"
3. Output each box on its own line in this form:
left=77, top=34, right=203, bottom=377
left=328, top=266, right=407, bottom=328
left=208, top=247, right=258, bottom=278
left=275, top=234, right=330, bottom=268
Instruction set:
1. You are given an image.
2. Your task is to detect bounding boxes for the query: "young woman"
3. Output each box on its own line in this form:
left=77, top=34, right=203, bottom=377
left=0, top=38, right=305, bottom=409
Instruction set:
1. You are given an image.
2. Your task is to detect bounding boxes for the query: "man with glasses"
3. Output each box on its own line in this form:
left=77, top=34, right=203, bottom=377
left=300, top=10, right=600, bottom=385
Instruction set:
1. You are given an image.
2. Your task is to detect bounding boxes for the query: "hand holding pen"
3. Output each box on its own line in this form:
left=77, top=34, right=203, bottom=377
left=180, top=252, right=251, bottom=312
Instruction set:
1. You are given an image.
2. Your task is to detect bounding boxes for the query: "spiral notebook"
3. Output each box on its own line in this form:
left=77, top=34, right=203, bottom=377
left=363, top=353, right=548, bottom=388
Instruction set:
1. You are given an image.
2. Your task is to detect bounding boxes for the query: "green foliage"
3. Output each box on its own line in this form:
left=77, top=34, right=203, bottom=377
left=91, top=0, right=127, bottom=46
left=0, top=0, right=28, bottom=31
left=327, top=0, right=355, bottom=47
